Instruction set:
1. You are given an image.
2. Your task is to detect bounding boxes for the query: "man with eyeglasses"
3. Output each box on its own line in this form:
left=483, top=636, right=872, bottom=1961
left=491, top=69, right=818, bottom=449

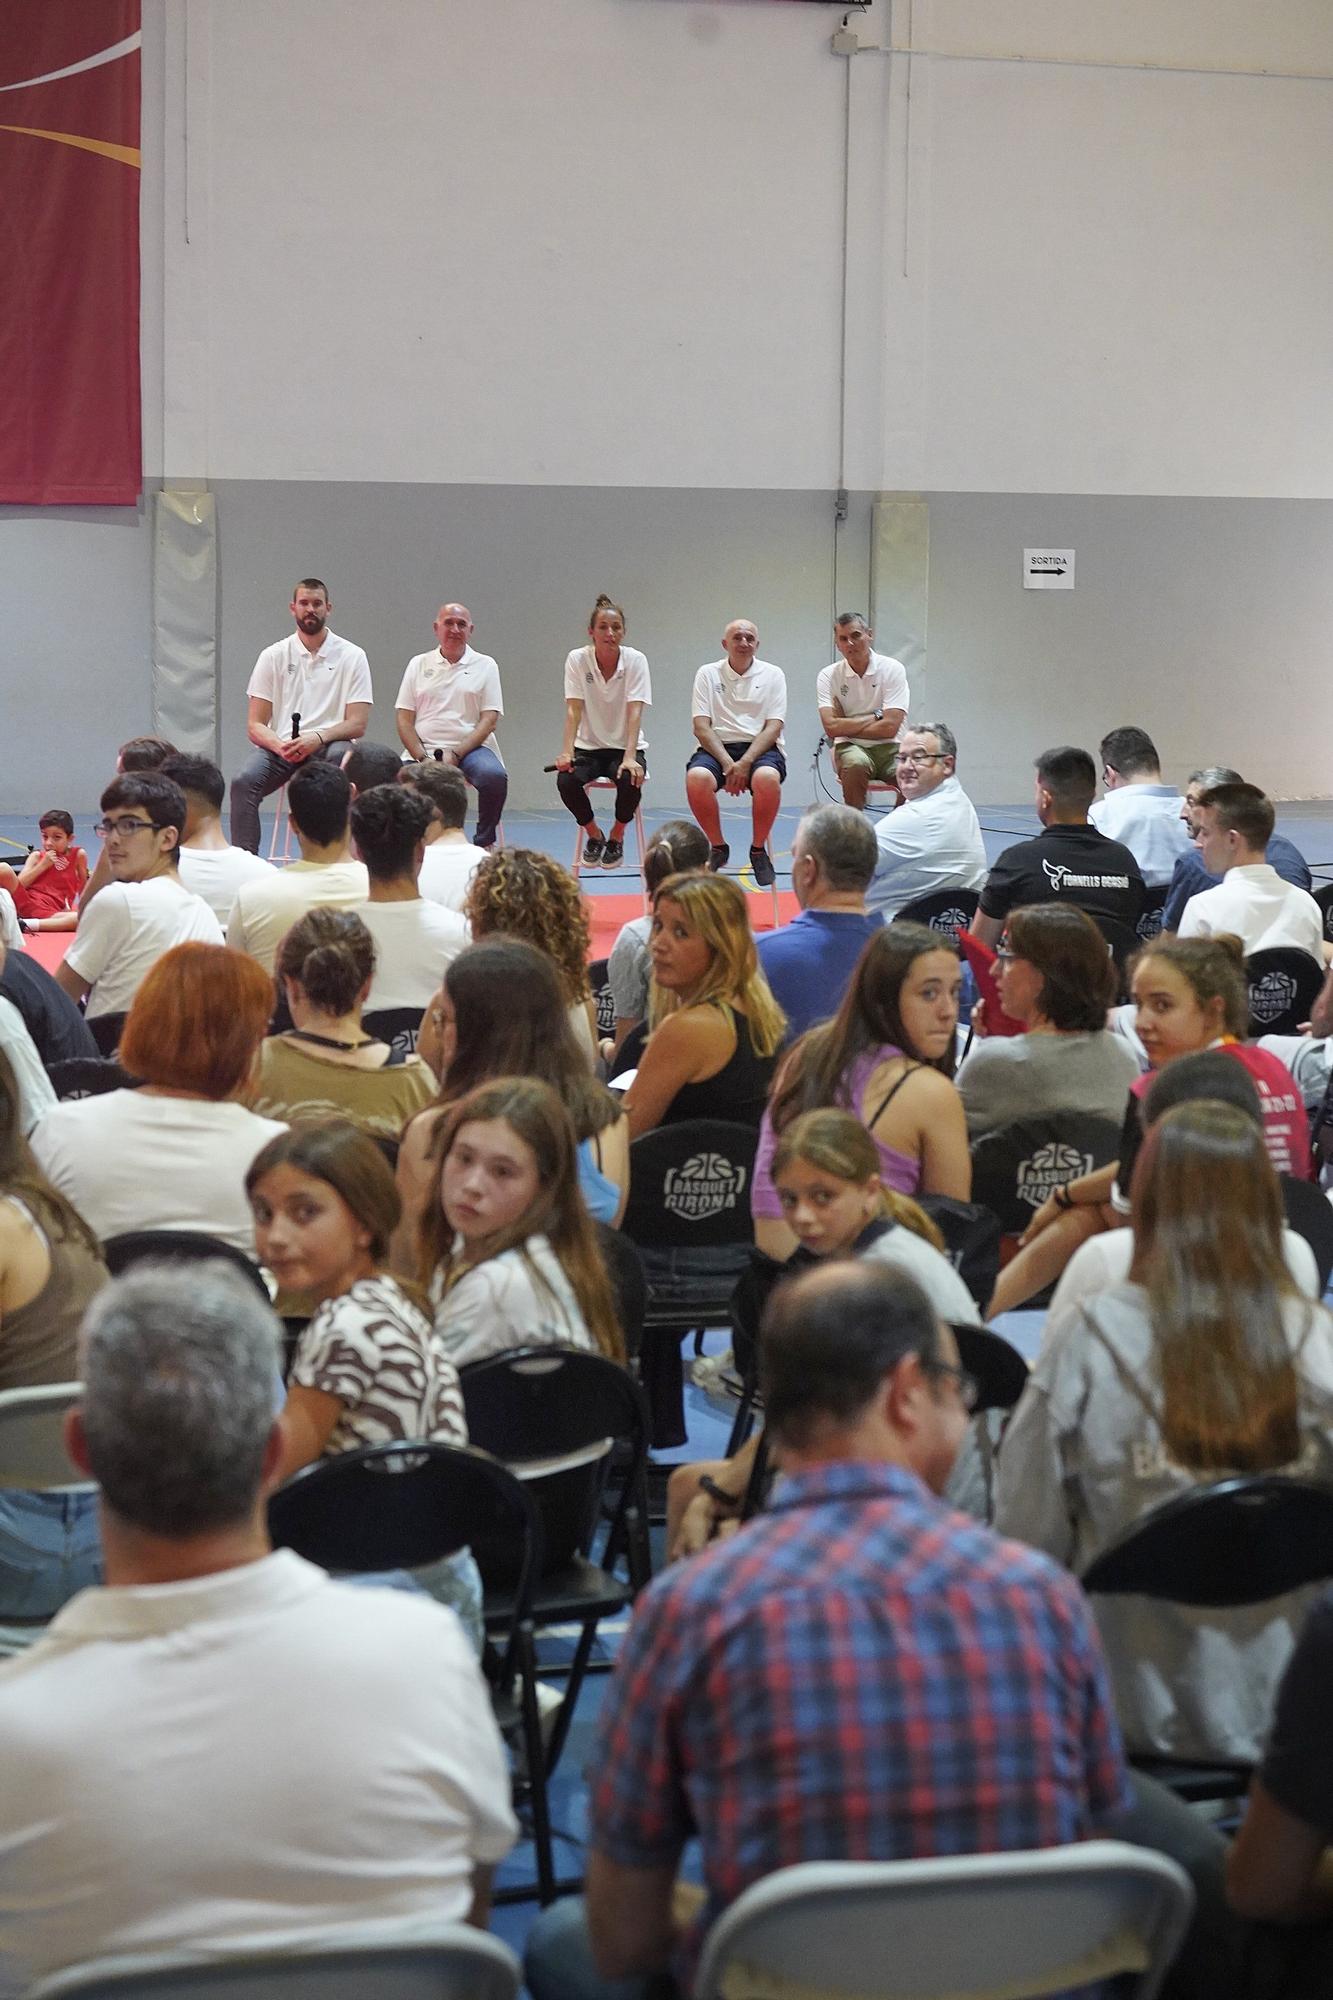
left=56, top=775, right=222, bottom=1024
left=864, top=722, right=987, bottom=918
left=525, top=1260, right=1142, bottom=2000
left=1161, top=765, right=1311, bottom=934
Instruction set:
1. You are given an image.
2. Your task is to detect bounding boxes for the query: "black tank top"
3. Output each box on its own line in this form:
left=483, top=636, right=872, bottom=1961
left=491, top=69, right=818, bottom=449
left=662, top=1005, right=776, bottom=1131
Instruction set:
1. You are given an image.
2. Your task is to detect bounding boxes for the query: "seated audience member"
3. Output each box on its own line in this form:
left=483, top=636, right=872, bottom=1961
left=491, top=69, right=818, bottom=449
left=1046, top=1053, right=1322, bottom=1320
left=958, top=903, right=1138, bottom=1139
left=56, top=775, right=223, bottom=1029
left=0, top=976, right=56, bottom=1136
left=0, top=940, right=97, bottom=1066
left=227, top=760, right=368, bottom=975
left=996, top=1099, right=1333, bottom=1765
left=523, top=1260, right=1134, bottom=2000
left=0, top=1049, right=107, bottom=1623
left=1088, top=725, right=1193, bottom=885
left=816, top=611, right=909, bottom=809
left=554, top=593, right=650, bottom=868
left=865, top=723, right=988, bottom=919
left=349, top=784, right=468, bottom=1013
left=341, top=739, right=405, bottom=794
left=685, top=618, right=786, bottom=886
left=399, top=760, right=487, bottom=914
left=971, top=746, right=1145, bottom=948
left=397, top=940, right=628, bottom=1263
left=250, top=909, right=435, bottom=1142
left=78, top=737, right=183, bottom=916
left=0, top=892, right=20, bottom=954
left=756, top=805, right=883, bottom=1038
left=0, top=810, right=87, bottom=933
left=604, top=820, right=710, bottom=1055
left=417, top=1077, right=625, bottom=1369
left=751, top=922, right=968, bottom=1260
left=669, top=1109, right=977, bottom=1560
left=160, top=752, right=274, bottom=925
left=246, top=1121, right=481, bottom=1642
left=33, top=944, right=284, bottom=1254
left=988, top=933, right=1313, bottom=1316
left=0, top=1263, right=515, bottom=1992
left=623, top=873, right=786, bottom=1137
left=394, top=602, right=507, bottom=849
left=466, top=848, right=598, bottom=1064
left=1162, top=765, right=1311, bottom=933
left=1179, top=781, right=1323, bottom=960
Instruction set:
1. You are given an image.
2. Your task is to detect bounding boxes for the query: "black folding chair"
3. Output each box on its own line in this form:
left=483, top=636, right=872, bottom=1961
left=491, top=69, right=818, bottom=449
left=915, top=1194, right=1003, bottom=1314
left=622, top=1119, right=759, bottom=1447
left=950, top=1322, right=1029, bottom=1413
left=1090, top=915, right=1140, bottom=1001
left=588, top=957, right=617, bottom=1044
left=86, top=1011, right=128, bottom=1059
left=101, top=1228, right=270, bottom=1300
left=1134, top=885, right=1168, bottom=943
left=969, top=1115, right=1122, bottom=1240
left=1244, top=949, right=1325, bottom=1037
left=1083, top=1475, right=1333, bottom=1802
left=893, top=888, right=980, bottom=941
left=1280, top=1174, right=1333, bottom=1292
left=267, top=1441, right=555, bottom=1900
left=362, top=1004, right=425, bottom=1062
left=1313, top=881, right=1333, bottom=947
left=45, top=1058, right=136, bottom=1101
left=594, top=1221, right=646, bottom=1362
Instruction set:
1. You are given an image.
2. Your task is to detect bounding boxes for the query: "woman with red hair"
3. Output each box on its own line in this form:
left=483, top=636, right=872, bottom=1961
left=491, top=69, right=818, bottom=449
left=31, top=943, right=286, bottom=1253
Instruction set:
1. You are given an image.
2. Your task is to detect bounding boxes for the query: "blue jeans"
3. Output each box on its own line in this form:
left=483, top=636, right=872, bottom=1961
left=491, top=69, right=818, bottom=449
left=525, top=1897, right=675, bottom=2000
left=229, top=740, right=346, bottom=853
left=456, top=746, right=508, bottom=847
left=0, top=1488, right=102, bottom=1621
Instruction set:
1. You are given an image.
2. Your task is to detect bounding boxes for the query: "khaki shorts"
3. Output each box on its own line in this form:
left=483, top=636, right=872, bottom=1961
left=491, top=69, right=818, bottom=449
left=835, top=739, right=899, bottom=783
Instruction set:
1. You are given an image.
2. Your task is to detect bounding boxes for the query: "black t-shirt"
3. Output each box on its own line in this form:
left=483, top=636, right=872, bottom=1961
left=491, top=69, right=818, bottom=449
left=1259, top=1584, right=1333, bottom=1834
left=0, top=949, right=98, bottom=1065
left=979, top=823, right=1146, bottom=927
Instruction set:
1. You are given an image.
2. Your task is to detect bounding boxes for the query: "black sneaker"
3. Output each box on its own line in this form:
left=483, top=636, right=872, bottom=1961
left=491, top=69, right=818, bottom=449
left=602, top=838, right=624, bottom=868
left=750, top=845, right=776, bottom=887
left=582, top=831, right=606, bottom=865
left=708, top=843, right=730, bottom=872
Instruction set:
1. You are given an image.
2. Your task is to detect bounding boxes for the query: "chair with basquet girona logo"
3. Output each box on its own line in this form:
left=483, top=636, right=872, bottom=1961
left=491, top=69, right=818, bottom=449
left=1244, top=949, right=1325, bottom=1038
left=969, top=1114, right=1122, bottom=1241
left=621, top=1119, right=759, bottom=1447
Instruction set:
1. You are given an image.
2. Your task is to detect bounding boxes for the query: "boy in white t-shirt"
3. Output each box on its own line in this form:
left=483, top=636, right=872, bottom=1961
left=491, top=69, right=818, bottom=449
left=399, top=761, right=487, bottom=915
left=162, top=752, right=274, bottom=926
left=57, top=773, right=223, bottom=1029
left=350, top=784, right=470, bottom=1017
left=686, top=618, right=787, bottom=886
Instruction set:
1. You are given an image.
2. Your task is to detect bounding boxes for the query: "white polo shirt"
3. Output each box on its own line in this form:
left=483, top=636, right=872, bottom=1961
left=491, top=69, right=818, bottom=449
left=1177, top=863, right=1324, bottom=960
left=563, top=645, right=651, bottom=752
left=865, top=775, right=989, bottom=918
left=355, top=898, right=471, bottom=1013
left=0, top=1552, right=516, bottom=1993
left=247, top=631, right=373, bottom=739
left=815, top=651, right=910, bottom=748
left=691, top=659, right=787, bottom=751
left=64, top=875, right=224, bottom=1019
left=395, top=646, right=504, bottom=763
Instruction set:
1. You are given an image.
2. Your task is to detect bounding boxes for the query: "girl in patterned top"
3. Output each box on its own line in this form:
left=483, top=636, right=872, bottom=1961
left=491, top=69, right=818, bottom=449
left=245, top=1119, right=480, bottom=1642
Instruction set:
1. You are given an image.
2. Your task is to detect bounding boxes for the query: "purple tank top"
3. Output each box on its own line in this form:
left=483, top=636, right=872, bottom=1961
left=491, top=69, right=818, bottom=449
left=751, top=1045, right=923, bottom=1222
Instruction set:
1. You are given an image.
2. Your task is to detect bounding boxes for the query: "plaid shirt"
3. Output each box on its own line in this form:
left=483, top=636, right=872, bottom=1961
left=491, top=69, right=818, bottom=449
left=590, top=1461, right=1130, bottom=1985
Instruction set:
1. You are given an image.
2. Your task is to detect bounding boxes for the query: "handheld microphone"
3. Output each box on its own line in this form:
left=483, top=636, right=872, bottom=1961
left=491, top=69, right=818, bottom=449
left=291, top=712, right=302, bottom=740
left=433, top=748, right=444, bottom=762
left=542, top=763, right=560, bottom=773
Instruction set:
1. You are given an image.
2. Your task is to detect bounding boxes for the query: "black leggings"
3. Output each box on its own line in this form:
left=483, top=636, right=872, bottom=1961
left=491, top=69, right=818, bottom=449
left=556, top=747, right=646, bottom=827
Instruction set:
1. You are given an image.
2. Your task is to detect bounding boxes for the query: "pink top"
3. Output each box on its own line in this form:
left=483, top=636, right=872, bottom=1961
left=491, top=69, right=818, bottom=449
left=751, top=1045, right=923, bottom=1221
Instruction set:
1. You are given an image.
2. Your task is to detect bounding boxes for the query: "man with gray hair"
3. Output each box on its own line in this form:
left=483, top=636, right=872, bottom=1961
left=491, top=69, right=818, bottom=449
left=0, top=1264, right=515, bottom=1994
left=757, top=804, right=883, bottom=1036
left=865, top=723, right=988, bottom=920
left=1161, top=764, right=1311, bottom=933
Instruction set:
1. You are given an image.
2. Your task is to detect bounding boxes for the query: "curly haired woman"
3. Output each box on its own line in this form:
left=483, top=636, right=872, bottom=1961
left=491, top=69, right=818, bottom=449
left=464, top=847, right=597, bottom=1064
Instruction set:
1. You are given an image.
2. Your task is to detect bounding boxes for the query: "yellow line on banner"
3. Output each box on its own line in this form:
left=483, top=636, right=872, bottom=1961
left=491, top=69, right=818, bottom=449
left=0, top=125, right=141, bottom=168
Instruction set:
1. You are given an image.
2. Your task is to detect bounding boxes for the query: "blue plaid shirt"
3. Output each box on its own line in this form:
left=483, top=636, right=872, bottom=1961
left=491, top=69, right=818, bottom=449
left=590, top=1461, right=1130, bottom=1985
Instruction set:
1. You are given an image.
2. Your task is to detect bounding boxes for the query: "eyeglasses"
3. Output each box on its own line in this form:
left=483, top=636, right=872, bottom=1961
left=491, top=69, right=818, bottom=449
left=994, top=947, right=1019, bottom=964
left=94, top=818, right=159, bottom=839
left=896, top=752, right=944, bottom=769
left=923, top=1359, right=980, bottom=1412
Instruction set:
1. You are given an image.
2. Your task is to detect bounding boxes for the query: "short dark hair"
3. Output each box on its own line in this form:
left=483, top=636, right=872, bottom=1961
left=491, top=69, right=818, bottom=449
left=760, top=1262, right=942, bottom=1451
left=799, top=804, right=878, bottom=893
left=160, top=752, right=225, bottom=813
left=1142, top=1049, right=1262, bottom=1130
left=350, top=783, right=432, bottom=881
left=276, top=907, right=375, bottom=1015
left=37, top=809, right=74, bottom=837
left=117, top=734, right=177, bottom=773
left=1035, top=746, right=1097, bottom=815
left=287, top=760, right=351, bottom=847
left=100, top=774, right=187, bottom=865
left=1197, top=781, right=1275, bottom=852
left=1004, top=903, right=1116, bottom=1030
left=401, top=761, right=468, bottom=830
left=293, top=576, right=328, bottom=599
left=342, top=741, right=404, bottom=793
left=1100, top=726, right=1160, bottom=778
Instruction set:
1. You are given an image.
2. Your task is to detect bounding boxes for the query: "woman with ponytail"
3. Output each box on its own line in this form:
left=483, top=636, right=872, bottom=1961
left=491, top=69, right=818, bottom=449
left=553, top=592, right=652, bottom=869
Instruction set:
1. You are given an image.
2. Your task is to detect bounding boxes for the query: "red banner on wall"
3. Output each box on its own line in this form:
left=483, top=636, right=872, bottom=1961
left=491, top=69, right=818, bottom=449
left=0, top=3, right=141, bottom=505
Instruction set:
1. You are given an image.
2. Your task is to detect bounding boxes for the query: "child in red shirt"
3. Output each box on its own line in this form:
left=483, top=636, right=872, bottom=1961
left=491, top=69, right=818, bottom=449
left=0, top=811, right=89, bottom=933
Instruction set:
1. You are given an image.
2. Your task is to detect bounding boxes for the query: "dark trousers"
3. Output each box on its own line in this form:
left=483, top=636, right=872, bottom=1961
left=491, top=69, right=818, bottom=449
left=557, top=748, right=647, bottom=828
left=229, top=740, right=346, bottom=853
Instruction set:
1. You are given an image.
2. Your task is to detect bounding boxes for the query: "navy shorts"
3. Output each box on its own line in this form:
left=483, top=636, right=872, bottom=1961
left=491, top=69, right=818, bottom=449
left=686, top=741, right=787, bottom=788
